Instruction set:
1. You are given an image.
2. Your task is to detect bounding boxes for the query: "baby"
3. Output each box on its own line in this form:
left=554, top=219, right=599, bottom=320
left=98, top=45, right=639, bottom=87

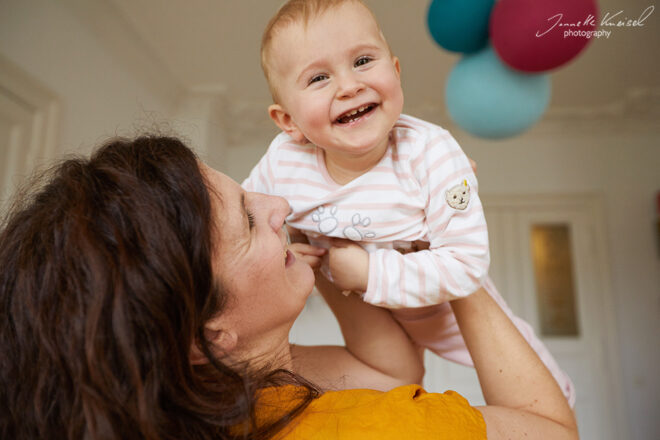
left=243, top=0, right=575, bottom=405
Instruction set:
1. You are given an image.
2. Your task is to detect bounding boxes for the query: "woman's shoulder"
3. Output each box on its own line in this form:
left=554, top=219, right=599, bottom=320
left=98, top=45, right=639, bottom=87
left=313, top=384, right=483, bottom=420
left=259, top=384, right=486, bottom=439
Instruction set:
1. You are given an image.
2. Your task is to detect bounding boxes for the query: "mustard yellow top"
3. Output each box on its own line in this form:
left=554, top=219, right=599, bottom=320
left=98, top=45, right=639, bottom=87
left=256, top=384, right=487, bottom=439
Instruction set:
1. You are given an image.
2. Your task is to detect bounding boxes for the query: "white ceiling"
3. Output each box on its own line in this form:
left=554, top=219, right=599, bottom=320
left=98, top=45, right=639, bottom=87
left=105, top=0, right=658, bottom=111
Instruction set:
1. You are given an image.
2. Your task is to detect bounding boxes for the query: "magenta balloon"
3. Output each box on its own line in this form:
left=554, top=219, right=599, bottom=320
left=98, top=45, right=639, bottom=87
left=490, top=0, right=598, bottom=72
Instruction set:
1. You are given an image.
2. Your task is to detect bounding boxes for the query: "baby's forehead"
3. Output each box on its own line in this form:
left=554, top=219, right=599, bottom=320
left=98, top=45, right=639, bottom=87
left=263, top=26, right=302, bottom=79
left=266, top=2, right=380, bottom=52
left=267, top=8, right=383, bottom=63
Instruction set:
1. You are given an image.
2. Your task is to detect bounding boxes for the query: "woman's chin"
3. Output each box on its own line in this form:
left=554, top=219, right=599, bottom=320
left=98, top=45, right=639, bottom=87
left=298, top=264, right=316, bottom=297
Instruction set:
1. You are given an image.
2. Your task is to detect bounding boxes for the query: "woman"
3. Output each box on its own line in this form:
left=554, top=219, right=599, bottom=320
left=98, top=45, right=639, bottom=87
left=0, top=135, right=577, bottom=439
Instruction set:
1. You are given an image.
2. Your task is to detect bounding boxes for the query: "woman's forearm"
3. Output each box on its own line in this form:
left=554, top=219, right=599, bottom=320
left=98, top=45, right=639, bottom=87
left=451, top=288, right=578, bottom=439
left=315, top=272, right=424, bottom=386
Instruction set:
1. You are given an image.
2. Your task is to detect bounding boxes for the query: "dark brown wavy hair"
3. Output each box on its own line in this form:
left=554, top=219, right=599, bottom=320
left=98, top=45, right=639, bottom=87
left=0, top=136, right=318, bottom=440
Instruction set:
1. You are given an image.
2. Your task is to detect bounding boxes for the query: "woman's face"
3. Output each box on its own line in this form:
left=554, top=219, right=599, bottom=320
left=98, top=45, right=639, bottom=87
left=201, top=164, right=315, bottom=349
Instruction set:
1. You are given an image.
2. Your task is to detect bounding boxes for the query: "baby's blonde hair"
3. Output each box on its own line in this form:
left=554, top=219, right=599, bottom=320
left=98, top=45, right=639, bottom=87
left=261, top=0, right=386, bottom=102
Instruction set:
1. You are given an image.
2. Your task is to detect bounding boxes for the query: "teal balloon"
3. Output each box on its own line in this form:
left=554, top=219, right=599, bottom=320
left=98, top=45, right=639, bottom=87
left=427, top=0, right=495, bottom=53
left=445, top=47, right=551, bottom=139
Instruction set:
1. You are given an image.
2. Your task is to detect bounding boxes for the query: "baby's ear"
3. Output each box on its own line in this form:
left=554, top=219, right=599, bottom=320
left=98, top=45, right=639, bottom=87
left=392, top=56, right=401, bottom=78
left=268, top=104, right=307, bottom=143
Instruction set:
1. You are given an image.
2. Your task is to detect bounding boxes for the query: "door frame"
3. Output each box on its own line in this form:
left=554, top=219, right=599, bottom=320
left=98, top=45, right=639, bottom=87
left=0, top=54, right=60, bottom=212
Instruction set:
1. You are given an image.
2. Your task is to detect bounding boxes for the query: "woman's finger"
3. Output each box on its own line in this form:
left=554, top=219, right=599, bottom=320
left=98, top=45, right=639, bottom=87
left=300, top=255, right=322, bottom=269
left=290, top=243, right=327, bottom=256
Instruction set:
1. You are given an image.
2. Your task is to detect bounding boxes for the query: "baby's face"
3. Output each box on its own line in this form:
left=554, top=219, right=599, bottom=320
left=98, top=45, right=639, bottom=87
left=268, top=2, right=403, bottom=159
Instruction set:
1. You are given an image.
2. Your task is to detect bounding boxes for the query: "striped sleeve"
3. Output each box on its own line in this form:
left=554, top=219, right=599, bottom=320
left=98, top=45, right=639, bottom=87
left=363, top=128, right=490, bottom=308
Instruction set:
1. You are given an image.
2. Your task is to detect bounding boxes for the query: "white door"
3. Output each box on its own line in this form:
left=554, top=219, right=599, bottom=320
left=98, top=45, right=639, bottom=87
left=423, top=194, right=629, bottom=440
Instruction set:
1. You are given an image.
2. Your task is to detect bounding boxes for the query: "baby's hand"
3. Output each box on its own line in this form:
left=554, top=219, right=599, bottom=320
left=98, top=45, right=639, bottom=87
left=289, top=242, right=326, bottom=270
left=328, top=239, right=369, bottom=293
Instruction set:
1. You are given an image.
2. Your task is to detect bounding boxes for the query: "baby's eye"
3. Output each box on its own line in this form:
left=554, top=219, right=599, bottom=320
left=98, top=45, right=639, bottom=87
left=309, top=74, right=328, bottom=85
left=247, top=211, right=256, bottom=229
left=354, top=56, right=372, bottom=67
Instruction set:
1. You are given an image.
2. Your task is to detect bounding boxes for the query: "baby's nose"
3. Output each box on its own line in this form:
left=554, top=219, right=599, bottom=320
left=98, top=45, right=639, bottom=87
left=337, top=73, right=364, bottom=98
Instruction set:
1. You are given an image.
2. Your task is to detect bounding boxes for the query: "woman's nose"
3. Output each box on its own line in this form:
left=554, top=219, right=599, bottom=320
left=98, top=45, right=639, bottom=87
left=264, top=194, right=291, bottom=231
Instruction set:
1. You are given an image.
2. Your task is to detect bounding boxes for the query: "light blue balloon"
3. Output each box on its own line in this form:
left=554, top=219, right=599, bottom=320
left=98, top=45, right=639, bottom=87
left=427, top=0, right=495, bottom=53
left=446, top=46, right=551, bottom=139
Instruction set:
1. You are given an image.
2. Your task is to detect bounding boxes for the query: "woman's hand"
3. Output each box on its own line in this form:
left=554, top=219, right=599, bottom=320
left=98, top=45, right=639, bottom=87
left=289, top=242, right=326, bottom=270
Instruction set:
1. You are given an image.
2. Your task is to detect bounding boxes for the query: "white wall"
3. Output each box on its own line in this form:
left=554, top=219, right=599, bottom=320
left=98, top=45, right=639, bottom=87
left=0, top=0, right=179, bottom=157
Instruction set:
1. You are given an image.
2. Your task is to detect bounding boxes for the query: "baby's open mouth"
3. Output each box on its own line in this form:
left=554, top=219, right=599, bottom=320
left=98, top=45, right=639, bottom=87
left=336, top=104, right=376, bottom=124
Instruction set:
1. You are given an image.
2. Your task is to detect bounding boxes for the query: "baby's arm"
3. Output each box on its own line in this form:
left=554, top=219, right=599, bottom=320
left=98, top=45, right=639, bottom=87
left=326, top=239, right=369, bottom=292
left=361, top=135, right=488, bottom=308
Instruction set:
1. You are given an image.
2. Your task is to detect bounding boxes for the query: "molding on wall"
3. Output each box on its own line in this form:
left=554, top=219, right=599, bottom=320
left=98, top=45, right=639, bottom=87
left=221, top=87, right=660, bottom=148
left=222, top=97, right=280, bottom=148
left=546, top=87, right=660, bottom=121
left=59, top=0, right=186, bottom=107
left=172, top=91, right=227, bottom=159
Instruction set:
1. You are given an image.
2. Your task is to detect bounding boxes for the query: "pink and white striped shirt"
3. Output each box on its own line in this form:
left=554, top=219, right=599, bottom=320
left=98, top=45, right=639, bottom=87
left=243, top=114, right=490, bottom=308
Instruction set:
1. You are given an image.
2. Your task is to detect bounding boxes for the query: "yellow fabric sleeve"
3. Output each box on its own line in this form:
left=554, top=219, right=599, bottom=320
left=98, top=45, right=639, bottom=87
left=256, top=384, right=486, bottom=439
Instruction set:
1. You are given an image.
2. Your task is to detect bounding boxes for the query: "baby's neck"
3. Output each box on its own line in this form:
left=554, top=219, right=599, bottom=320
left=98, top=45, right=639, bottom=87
left=323, top=139, right=389, bottom=185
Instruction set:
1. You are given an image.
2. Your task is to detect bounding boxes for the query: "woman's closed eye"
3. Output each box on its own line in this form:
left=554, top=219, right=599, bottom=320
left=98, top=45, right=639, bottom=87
left=241, top=193, right=256, bottom=230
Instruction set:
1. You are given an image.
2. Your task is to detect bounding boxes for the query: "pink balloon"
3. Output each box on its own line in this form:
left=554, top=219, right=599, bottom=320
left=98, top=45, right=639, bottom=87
left=490, top=0, right=598, bottom=72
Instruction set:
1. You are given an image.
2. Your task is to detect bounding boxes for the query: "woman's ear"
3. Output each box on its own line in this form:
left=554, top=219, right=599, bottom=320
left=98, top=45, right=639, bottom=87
left=268, top=104, right=307, bottom=143
left=189, top=321, right=237, bottom=365
left=190, top=341, right=208, bottom=365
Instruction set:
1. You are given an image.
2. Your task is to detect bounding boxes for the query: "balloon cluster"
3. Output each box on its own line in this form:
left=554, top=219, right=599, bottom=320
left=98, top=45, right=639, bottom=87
left=427, top=0, right=598, bottom=139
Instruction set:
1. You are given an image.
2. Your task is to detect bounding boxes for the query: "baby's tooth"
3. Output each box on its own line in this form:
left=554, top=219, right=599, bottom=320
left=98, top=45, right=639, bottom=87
left=339, top=105, right=371, bottom=122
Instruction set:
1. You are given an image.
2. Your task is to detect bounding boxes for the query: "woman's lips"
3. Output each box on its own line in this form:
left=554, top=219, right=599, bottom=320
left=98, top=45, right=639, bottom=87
left=285, top=249, right=296, bottom=268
